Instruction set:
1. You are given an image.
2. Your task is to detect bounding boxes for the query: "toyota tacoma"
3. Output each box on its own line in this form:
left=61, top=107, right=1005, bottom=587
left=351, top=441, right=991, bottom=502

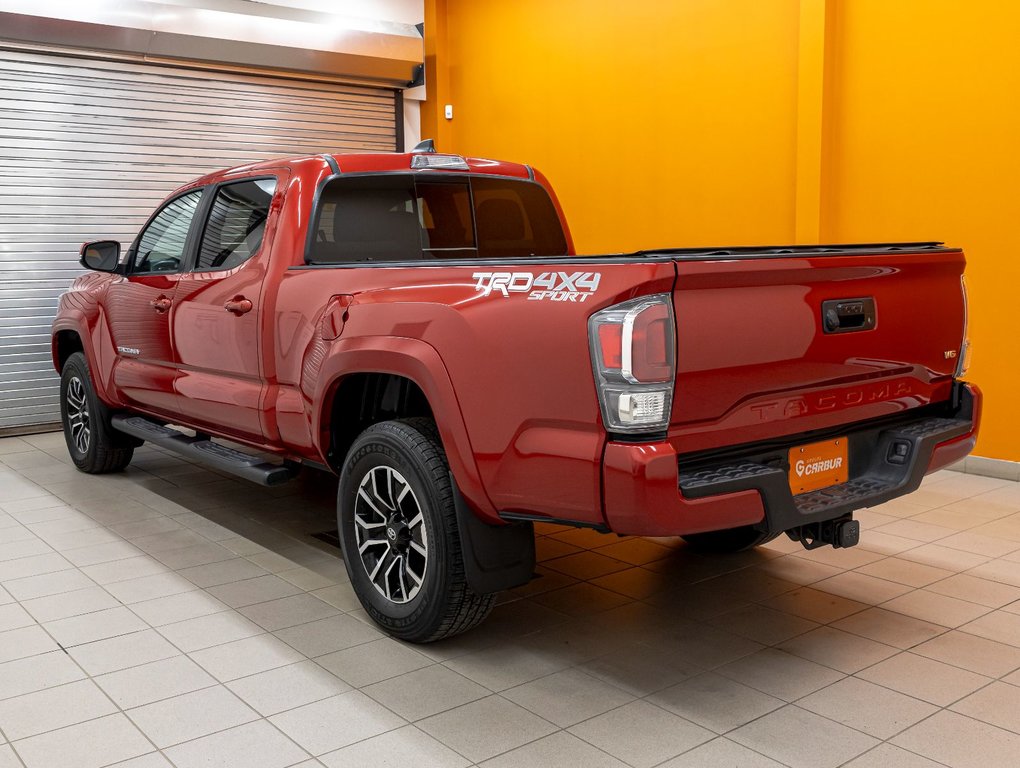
left=52, top=142, right=980, bottom=641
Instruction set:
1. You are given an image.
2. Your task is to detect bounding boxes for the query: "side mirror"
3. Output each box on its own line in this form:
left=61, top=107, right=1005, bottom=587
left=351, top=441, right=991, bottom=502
left=80, top=240, right=122, bottom=273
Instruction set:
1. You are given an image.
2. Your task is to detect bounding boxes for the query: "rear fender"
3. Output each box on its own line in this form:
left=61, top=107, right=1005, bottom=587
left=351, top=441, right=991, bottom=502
left=312, top=336, right=497, bottom=521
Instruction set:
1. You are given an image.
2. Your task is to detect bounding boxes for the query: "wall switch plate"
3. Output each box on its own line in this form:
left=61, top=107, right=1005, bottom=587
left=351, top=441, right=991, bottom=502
left=444, top=104, right=453, bottom=119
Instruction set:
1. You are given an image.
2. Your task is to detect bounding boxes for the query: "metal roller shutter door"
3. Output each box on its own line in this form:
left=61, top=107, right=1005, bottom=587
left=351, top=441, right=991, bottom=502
left=0, top=47, right=398, bottom=431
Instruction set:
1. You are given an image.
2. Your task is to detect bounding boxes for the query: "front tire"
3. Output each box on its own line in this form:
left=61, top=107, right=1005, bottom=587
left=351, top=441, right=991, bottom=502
left=60, top=352, right=135, bottom=473
left=337, top=418, right=495, bottom=643
left=682, top=525, right=779, bottom=553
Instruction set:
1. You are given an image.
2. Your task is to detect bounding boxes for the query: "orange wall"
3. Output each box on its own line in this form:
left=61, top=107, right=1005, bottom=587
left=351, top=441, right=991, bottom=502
left=424, top=0, right=1018, bottom=461
left=819, top=1, right=1020, bottom=461
left=424, top=0, right=802, bottom=252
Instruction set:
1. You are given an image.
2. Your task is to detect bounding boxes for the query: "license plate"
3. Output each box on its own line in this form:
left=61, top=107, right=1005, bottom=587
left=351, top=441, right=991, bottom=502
left=789, top=437, right=848, bottom=495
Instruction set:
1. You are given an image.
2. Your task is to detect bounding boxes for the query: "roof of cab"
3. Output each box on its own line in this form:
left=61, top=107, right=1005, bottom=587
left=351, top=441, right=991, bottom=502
left=184, top=151, right=533, bottom=190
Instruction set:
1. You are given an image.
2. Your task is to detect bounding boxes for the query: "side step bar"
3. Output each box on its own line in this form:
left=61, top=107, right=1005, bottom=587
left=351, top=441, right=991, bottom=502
left=112, top=415, right=297, bottom=487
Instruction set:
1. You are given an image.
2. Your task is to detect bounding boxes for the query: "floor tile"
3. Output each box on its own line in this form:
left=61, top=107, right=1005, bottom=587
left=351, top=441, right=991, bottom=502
left=21, top=586, right=120, bottom=623
left=831, top=607, right=946, bottom=649
left=0, top=650, right=85, bottom=700
left=275, top=614, right=382, bottom=658
left=0, top=603, right=34, bottom=632
left=189, top=633, right=305, bottom=682
left=0, top=745, right=19, bottom=768
left=648, top=672, right=784, bottom=733
left=657, top=737, right=787, bottom=768
left=776, top=625, right=899, bottom=674
left=913, top=629, right=1020, bottom=677
left=68, top=629, right=179, bottom=676
left=162, top=719, right=308, bottom=768
left=315, top=637, right=434, bottom=688
left=103, top=572, right=198, bottom=604
left=239, top=593, right=340, bottom=631
left=502, top=668, right=634, bottom=727
left=320, top=724, right=469, bottom=768
left=0, top=679, right=117, bottom=740
left=959, top=610, right=1020, bottom=647
left=95, top=655, right=216, bottom=708
left=881, top=589, right=990, bottom=627
left=841, top=743, right=946, bottom=767
left=156, top=610, right=264, bottom=652
left=443, top=641, right=568, bottom=692
left=12, top=714, right=152, bottom=768
left=730, top=705, right=878, bottom=768
left=708, top=604, right=819, bottom=645
left=0, top=624, right=57, bottom=664
left=715, top=648, right=844, bottom=702
left=797, top=676, right=936, bottom=739
left=226, top=660, right=351, bottom=716
left=763, top=586, right=868, bottom=624
left=363, top=663, right=489, bottom=721
left=44, top=605, right=146, bottom=647
left=206, top=574, right=303, bottom=608
left=857, top=651, right=990, bottom=706
left=270, top=691, right=405, bottom=756
left=478, top=731, right=628, bottom=768
left=577, top=640, right=702, bottom=696
left=950, top=680, right=1020, bottom=733
left=892, top=710, right=1020, bottom=767
left=807, top=571, right=913, bottom=603
left=178, top=558, right=269, bottom=588
left=127, top=684, right=258, bottom=748
left=2, top=569, right=95, bottom=601
left=568, top=699, right=712, bottom=768
left=129, top=589, right=228, bottom=626
left=855, top=558, right=953, bottom=588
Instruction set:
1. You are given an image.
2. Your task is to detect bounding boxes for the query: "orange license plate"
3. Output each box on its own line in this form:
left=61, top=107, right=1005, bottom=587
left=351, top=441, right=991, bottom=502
left=789, top=437, right=848, bottom=495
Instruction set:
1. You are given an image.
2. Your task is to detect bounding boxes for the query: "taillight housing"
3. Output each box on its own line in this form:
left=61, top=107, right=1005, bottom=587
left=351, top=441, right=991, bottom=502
left=589, top=294, right=676, bottom=434
left=957, top=275, right=972, bottom=378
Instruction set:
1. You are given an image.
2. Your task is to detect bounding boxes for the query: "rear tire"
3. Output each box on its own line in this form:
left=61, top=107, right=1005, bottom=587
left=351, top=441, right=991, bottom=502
left=60, top=352, right=135, bottom=473
left=337, top=418, right=495, bottom=643
left=682, top=525, right=779, bottom=554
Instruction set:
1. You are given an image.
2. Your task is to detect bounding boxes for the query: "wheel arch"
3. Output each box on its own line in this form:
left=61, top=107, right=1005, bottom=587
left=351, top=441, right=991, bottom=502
left=311, top=336, right=497, bottom=521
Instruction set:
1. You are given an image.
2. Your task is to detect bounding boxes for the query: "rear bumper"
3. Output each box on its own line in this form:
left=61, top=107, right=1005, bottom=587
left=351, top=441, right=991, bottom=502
left=602, top=381, right=981, bottom=537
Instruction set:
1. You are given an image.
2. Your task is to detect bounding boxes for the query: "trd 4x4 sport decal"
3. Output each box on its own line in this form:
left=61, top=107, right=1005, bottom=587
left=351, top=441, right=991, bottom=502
left=472, top=271, right=601, bottom=302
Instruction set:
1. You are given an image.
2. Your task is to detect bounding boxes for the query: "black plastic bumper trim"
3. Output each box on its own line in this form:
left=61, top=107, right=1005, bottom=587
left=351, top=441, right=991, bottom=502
left=678, top=386, right=975, bottom=535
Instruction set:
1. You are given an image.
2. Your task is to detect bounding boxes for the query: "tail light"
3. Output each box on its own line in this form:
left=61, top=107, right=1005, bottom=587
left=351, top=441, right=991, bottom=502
left=589, top=294, right=675, bottom=434
left=957, top=275, right=972, bottom=377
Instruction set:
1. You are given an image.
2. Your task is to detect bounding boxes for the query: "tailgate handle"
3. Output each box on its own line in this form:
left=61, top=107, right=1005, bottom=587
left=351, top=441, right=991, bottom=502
left=822, top=297, right=876, bottom=334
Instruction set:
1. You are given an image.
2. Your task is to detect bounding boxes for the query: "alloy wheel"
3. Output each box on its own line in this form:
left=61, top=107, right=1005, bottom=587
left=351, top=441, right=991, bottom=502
left=66, top=376, right=91, bottom=454
left=353, top=465, right=428, bottom=604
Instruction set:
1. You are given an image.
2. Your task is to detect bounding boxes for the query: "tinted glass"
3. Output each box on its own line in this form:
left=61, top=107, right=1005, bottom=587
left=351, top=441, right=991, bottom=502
left=312, top=176, right=419, bottom=264
left=196, top=179, right=276, bottom=271
left=418, top=182, right=474, bottom=253
left=472, top=177, right=567, bottom=258
left=307, top=175, right=567, bottom=264
left=133, top=190, right=203, bottom=273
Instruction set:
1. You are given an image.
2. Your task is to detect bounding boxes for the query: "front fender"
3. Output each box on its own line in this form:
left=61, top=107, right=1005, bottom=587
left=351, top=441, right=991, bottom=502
left=311, top=335, right=498, bottom=522
left=51, top=309, right=121, bottom=408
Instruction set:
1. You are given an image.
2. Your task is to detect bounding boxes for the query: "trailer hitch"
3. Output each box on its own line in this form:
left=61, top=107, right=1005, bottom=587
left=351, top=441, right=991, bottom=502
left=787, top=514, right=860, bottom=550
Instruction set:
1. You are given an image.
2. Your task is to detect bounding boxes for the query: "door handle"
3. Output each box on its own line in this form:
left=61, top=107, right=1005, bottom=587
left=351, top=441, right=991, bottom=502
left=224, top=296, right=253, bottom=316
left=150, top=295, right=172, bottom=313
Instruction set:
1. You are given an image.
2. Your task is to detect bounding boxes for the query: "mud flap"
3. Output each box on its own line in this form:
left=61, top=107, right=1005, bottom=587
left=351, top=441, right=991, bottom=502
left=451, top=477, right=535, bottom=594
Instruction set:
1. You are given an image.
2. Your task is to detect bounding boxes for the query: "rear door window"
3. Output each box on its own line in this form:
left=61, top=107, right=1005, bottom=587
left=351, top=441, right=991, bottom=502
left=195, top=179, right=277, bottom=271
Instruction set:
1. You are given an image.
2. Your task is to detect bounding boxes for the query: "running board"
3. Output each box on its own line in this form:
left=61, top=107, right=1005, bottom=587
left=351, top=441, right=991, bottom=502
left=111, top=415, right=297, bottom=487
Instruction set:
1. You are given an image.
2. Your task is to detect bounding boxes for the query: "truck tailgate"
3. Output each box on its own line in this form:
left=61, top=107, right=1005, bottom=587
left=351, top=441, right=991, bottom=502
left=667, top=245, right=967, bottom=454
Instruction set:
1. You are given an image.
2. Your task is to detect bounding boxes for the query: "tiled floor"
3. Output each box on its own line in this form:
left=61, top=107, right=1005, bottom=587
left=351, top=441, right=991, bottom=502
left=1, top=433, right=1019, bottom=767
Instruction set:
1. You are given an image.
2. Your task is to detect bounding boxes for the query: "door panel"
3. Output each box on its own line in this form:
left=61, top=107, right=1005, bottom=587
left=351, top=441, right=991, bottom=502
left=107, top=188, right=204, bottom=417
left=172, top=178, right=278, bottom=441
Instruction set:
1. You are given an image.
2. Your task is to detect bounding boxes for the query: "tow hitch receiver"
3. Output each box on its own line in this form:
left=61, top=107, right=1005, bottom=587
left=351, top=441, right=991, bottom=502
left=787, top=514, right=860, bottom=551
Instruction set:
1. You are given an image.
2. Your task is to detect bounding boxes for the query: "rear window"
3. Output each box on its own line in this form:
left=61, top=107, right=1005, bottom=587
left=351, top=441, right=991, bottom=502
left=308, top=174, right=567, bottom=264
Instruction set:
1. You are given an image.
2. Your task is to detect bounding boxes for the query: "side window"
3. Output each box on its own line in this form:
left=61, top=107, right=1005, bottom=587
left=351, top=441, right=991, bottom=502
left=310, top=176, right=419, bottom=264
left=133, top=190, right=203, bottom=273
left=196, top=179, right=277, bottom=271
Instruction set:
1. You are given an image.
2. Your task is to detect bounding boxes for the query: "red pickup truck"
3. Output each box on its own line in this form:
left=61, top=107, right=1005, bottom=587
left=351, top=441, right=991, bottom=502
left=53, top=143, right=980, bottom=641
